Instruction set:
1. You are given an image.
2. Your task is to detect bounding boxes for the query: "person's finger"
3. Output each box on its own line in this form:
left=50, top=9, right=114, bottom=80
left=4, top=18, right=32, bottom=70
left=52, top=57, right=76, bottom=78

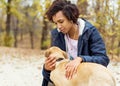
left=49, top=61, right=56, bottom=70
left=65, top=66, right=72, bottom=79
left=65, top=62, right=71, bottom=69
left=69, top=66, right=75, bottom=79
left=49, top=57, right=56, bottom=65
left=49, top=59, right=56, bottom=67
left=44, top=56, right=56, bottom=70
left=66, top=65, right=78, bottom=79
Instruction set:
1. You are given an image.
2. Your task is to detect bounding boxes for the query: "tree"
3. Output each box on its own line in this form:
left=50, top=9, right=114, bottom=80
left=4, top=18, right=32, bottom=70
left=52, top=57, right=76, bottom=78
left=40, top=0, right=52, bottom=49
left=77, top=0, right=88, bottom=16
left=91, top=0, right=120, bottom=58
left=4, top=0, right=13, bottom=46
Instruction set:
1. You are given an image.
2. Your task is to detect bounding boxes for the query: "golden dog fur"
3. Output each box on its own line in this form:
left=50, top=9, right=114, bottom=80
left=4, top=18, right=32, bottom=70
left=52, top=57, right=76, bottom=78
left=45, top=46, right=116, bottom=86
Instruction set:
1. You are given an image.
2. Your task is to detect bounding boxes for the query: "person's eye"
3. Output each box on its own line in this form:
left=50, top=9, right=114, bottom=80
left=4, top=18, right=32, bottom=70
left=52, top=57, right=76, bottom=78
left=59, top=21, right=63, bottom=23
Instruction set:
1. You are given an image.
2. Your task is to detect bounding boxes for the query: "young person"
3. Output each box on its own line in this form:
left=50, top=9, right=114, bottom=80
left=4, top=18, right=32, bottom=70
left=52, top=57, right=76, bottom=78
left=42, top=0, right=109, bottom=86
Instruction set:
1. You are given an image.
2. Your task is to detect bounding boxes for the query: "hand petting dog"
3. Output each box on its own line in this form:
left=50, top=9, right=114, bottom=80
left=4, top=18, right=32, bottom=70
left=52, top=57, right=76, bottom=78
left=44, top=54, right=56, bottom=71
left=65, top=57, right=83, bottom=79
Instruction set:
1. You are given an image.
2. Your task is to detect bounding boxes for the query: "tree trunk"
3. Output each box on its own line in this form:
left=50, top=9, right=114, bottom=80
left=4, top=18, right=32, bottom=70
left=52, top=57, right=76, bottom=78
left=14, top=19, right=19, bottom=47
left=41, top=17, right=48, bottom=49
left=6, top=0, right=11, bottom=35
left=4, top=0, right=12, bottom=46
left=29, top=30, right=34, bottom=49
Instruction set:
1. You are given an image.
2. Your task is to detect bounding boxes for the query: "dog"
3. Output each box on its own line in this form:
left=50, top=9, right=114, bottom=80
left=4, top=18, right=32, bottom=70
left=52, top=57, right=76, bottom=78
left=45, top=46, right=116, bottom=86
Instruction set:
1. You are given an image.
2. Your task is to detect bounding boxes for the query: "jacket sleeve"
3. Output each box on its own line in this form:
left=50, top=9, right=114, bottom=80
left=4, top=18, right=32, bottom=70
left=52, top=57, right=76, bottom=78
left=79, top=27, right=109, bottom=67
left=42, top=65, right=53, bottom=82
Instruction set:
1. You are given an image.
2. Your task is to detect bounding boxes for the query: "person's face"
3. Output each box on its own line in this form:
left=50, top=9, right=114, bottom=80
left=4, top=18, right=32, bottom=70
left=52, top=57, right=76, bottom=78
left=52, top=11, right=73, bottom=34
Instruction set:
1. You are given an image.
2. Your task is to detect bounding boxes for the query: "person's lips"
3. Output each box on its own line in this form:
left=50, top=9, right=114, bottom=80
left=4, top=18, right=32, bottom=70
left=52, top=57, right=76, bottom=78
left=60, top=29, right=65, bottom=33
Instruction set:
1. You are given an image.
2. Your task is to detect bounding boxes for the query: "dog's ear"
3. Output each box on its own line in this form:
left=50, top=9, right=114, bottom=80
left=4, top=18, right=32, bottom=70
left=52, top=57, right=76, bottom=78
left=62, top=51, right=68, bottom=59
left=45, top=49, right=50, bottom=57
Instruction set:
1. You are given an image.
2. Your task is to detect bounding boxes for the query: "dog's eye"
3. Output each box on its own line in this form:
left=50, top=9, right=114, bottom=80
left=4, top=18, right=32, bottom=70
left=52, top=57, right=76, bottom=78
left=56, top=58, right=64, bottom=62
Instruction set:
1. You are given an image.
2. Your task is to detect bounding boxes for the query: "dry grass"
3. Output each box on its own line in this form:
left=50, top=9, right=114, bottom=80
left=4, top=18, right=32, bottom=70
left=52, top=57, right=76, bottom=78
left=109, top=55, right=120, bottom=62
left=0, top=46, right=45, bottom=60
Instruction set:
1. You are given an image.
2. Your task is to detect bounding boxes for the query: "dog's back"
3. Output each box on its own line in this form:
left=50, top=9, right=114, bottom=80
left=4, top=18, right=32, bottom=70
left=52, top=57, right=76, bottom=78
left=51, top=61, right=116, bottom=86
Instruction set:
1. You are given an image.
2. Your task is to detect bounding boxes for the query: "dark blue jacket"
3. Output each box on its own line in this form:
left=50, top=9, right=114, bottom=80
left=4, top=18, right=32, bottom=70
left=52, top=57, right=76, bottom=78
left=42, top=19, right=109, bottom=86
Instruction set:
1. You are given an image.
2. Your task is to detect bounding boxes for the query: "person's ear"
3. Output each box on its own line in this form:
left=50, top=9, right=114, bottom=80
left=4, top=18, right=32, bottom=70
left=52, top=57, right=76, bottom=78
left=70, top=20, right=73, bottom=23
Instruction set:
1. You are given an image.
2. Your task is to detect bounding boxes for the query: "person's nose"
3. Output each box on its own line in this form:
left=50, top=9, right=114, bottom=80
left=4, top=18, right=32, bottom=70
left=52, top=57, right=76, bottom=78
left=57, top=23, right=62, bottom=29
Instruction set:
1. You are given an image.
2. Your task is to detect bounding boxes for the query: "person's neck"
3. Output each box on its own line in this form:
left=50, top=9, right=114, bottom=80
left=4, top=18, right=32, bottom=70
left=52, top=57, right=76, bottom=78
left=68, top=24, right=79, bottom=40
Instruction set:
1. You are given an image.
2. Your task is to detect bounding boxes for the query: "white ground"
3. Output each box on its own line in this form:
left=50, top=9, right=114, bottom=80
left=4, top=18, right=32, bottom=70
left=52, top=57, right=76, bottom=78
left=0, top=55, right=44, bottom=86
left=107, top=61, right=120, bottom=86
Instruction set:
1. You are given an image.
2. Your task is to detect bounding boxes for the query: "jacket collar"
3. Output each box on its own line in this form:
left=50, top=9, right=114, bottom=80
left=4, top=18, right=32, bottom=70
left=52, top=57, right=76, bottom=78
left=81, top=18, right=94, bottom=35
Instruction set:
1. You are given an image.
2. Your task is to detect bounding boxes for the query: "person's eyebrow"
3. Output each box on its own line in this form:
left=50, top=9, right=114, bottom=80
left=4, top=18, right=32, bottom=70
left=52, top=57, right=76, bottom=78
left=53, top=19, right=63, bottom=24
left=57, top=19, right=63, bottom=22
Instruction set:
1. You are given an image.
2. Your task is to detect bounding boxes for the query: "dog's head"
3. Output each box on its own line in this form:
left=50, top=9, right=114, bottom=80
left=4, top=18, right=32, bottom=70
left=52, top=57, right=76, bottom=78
left=45, top=46, right=68, bottom=60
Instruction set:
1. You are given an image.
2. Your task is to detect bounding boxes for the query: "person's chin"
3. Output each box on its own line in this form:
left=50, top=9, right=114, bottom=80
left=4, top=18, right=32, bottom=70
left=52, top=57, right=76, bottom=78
left=60, top=30, right=66, bottom=34
left=61, top=31, right=66, bottom=34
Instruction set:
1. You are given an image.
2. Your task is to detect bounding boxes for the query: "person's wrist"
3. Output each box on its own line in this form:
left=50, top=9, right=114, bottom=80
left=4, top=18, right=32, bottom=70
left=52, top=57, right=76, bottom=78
left=75, top=57, right=83, bottom=63
left=44, top=64, right=51, bottom=71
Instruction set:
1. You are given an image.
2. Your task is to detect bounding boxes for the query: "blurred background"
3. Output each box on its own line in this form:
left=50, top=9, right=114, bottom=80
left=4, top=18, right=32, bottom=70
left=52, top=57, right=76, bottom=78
left=0, top=0, right=119, bottom=59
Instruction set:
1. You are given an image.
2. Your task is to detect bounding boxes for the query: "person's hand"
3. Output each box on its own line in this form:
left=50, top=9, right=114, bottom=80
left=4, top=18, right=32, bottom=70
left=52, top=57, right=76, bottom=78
left=44, top=54, right=56, bottom=71
left=65, top=57, right=82, bottom=79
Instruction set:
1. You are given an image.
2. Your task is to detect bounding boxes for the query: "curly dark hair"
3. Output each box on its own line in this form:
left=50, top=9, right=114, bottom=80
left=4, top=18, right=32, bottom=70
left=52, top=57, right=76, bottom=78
left=45, top=0, right=79, bottom=24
